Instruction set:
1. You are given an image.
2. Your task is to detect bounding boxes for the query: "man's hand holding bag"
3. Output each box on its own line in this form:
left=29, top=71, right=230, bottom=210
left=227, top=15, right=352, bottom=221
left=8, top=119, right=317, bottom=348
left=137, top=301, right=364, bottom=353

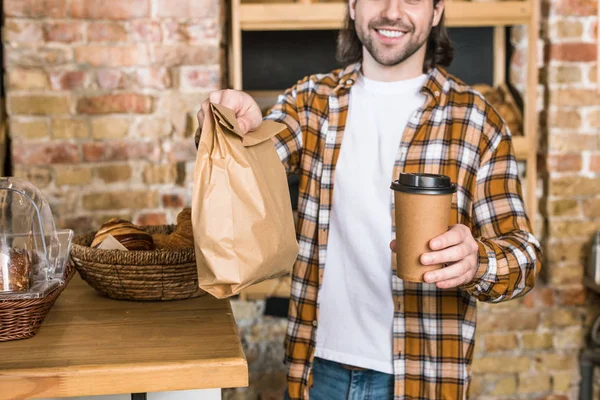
left=192, top=103, right=299, bottom=299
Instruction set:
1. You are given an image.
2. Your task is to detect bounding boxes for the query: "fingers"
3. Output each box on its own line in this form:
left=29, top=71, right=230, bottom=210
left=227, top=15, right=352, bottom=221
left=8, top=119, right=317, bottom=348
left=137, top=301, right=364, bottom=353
left=208, top=90, right=225, bottom=104
left=201, top=90, right=262, bottom=134
left=389, top=240, right=396, bottom=252
left=197, top=100, right=210, bottom=128
left=423, top=260, right=472, bottom=287
left=429, top=224, right=465, bottom=250
left=421, top=242, right=473, bottom=266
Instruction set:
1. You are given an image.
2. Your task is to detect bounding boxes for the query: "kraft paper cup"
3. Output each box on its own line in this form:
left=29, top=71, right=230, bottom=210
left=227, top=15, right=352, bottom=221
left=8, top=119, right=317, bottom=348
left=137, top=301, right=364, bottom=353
left=391, top=173, right=457, bottom=282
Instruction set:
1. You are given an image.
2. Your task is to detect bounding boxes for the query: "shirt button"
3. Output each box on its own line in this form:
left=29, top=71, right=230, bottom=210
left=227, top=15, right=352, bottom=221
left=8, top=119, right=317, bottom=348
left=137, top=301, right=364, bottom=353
left=346, top=78, right=355, bottom=85
left=434, top=91, right=440, bottom=97
left=312, top=320, right=318, bottom=327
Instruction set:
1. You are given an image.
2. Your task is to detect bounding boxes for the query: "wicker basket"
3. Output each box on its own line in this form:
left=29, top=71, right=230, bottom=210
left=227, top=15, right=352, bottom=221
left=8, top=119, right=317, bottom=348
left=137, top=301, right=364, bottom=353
left=70, top=225, right=205, bottom=301
left=0, top=264, right=75, bottom=342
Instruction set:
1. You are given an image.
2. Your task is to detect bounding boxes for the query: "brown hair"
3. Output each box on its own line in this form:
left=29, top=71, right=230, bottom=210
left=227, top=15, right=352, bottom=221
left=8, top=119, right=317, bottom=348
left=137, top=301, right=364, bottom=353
left=336, top=0, right=454, bottom=72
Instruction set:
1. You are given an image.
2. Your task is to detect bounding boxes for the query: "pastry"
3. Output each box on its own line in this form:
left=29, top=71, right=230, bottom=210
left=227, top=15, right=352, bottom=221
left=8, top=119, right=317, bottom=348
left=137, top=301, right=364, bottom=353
left=0, top=248, right=32, bottom=291
left=92, top=218, right=154, bottom=251
left=174, top=208, right=193, bottom=242
left=152, top=233, right=193, bottom=250
left=169, top=232, right=194, bottom=249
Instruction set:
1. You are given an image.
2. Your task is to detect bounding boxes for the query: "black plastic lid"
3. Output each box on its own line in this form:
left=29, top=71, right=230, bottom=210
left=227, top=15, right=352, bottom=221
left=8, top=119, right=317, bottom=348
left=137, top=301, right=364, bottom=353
left=391, top=173, right=457, bottom=195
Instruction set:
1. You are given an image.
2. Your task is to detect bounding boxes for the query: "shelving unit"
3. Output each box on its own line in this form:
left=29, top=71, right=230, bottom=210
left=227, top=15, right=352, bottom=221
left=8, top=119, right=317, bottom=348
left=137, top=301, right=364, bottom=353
left=230, top=0, right=539, bottom=300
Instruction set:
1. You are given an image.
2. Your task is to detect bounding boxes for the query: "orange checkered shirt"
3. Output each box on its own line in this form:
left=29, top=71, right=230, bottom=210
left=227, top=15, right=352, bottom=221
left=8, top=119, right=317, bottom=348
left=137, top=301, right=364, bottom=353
left=263, top=63, right=542, bottom=400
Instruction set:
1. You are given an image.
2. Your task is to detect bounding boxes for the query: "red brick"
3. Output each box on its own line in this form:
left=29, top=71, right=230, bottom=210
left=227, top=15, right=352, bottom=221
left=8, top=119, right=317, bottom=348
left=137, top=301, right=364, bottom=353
left=49, top=70, right=87, bottom=90
left=555, top=286, right=586, bottom=306
left=87, top=22, right=127, bottom=42
left=155, top=0, right=219, bottom=18
left=5, top=0, right=67, bottom=17
left=82, top=141, right=160, bottom=163
left=136, top=68, right=171, bottom=89
left=131, top=21, right=162, bottom=42
left=589, top=155, right=600, bottom=172
left=44, top=22, right=84, bottom=43
left=136, top=212, right=167, bottom=226
left=77, top=94, right=154, bottom=115
left=522, top=287, right=554, bottom=309
left=180, top=67, right=220, bottom=90
left=162, top=194, right=185, bottom=208
left=5, top=47, right=72, bottom=67
left=556, top=0, right=597, bottom=15
left=545, top=154, right=582, bottom=173
left=71, top=0, right=149, bottom=19
left=96, top=69, right=127, bottom=90
left=12, top=142, right=81, bottom=165
left=163, top=20, right=219, bottom=43
left=76, top=46, right=150, bottom=67
left=152, top=45, right=219, bottom=67
left=167, top=139, right=197, bottom=162
left=588, top=109, right=600, bottom=129
left=549, top=43, right=597, bottom=62
left=4, top=20, right=43, bottom=43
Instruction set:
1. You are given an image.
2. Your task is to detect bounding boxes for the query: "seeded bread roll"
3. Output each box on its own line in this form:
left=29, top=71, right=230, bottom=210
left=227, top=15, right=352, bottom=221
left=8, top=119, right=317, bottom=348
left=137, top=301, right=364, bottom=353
left=0, top=248, right=32, bottom=291
left=92, top=218, right=154, bottom=251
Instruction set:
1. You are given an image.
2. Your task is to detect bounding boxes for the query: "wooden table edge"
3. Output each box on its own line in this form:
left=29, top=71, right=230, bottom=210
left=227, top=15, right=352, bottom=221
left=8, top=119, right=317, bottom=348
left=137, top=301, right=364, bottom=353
left=0, top=357, right=248, bottom=399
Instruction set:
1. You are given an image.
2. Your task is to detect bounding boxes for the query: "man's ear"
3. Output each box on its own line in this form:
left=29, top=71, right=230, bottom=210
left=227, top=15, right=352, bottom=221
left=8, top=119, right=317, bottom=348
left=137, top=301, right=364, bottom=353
left=432, top=0, right=445, bottom=27
left=349, top=0, right=357, bottom=20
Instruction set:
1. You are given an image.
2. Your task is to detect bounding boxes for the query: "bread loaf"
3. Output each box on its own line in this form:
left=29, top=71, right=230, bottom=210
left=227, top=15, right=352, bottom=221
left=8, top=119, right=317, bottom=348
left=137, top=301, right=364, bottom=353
left=92, top=218, right=154, bottom=250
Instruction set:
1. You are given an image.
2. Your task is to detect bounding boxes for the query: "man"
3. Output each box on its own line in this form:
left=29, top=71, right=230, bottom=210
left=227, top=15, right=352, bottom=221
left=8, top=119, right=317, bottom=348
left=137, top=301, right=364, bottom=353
left=196, top=0, right=542, bottom=398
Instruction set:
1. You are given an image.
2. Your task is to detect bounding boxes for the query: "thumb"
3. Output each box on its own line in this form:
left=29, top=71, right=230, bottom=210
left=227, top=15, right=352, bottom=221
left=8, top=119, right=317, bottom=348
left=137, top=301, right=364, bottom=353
left=390, top=240, right=397, bottom=253
left=237, top=117, right=251, bottom=135
left=237, top=115, right=261, bottom=135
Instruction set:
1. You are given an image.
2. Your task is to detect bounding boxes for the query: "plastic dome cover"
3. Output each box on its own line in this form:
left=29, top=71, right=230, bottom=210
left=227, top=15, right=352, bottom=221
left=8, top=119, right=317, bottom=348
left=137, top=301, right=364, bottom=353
left=0, top=177, right=73, bottom=298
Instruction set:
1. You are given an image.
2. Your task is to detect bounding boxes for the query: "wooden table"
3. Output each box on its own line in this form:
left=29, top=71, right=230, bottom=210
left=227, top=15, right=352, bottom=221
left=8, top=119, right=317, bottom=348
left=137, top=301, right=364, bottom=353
left=0, top=276, right=248, bottom=399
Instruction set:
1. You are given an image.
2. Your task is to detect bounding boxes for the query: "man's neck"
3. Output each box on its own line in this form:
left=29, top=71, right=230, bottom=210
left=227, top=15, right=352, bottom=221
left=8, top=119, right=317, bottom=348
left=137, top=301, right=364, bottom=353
left=361, top=48, right=427, bottom=82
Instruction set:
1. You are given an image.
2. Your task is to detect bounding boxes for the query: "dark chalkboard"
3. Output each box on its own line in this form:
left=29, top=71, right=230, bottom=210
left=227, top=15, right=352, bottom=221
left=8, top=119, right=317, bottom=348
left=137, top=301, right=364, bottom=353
left=242, top=27, right=498, bottom=90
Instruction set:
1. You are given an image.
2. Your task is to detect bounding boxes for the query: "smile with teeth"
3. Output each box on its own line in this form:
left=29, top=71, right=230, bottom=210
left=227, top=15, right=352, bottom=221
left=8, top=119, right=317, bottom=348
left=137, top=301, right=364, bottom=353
left=376, top=29, right=406, bottom=38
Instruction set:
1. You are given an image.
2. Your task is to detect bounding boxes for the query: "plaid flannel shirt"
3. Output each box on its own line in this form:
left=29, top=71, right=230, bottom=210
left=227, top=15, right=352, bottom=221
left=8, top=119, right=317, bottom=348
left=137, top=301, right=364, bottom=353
left=263, top=63, right=542, bottom=400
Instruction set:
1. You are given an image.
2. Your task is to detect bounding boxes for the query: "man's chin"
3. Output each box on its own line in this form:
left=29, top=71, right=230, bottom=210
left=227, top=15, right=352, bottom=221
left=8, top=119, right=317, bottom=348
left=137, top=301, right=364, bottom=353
left=370, top=53, right=409, bottom=67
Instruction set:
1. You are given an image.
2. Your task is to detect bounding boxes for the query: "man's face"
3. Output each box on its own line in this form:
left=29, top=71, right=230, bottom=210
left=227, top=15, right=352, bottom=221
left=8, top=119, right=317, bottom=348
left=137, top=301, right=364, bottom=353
left=350, top=0, right=444, bottom=67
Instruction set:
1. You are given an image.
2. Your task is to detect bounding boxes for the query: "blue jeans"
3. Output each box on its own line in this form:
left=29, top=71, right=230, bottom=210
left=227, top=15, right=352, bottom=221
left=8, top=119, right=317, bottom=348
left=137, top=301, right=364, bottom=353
left=285, top=357, right=394, bottom=399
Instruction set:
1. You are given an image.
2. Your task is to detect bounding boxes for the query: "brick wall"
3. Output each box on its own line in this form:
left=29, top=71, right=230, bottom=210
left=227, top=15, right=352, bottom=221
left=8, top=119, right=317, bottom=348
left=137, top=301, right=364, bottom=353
left=3, top=0, right=224, bottom=231
left=469, top=1, right=600, bottom=398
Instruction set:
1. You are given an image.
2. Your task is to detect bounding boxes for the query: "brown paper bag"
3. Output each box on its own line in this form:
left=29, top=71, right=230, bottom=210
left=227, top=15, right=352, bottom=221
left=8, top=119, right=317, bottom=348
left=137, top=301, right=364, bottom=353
left=192, top=103, right=299, bottom=299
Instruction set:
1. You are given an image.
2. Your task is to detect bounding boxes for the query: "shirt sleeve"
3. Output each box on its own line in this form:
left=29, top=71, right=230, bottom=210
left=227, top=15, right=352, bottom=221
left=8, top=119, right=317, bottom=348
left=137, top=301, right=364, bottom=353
left=264, top=86, right=303, bottom=176
left=460, top=122, right=542, bottom=303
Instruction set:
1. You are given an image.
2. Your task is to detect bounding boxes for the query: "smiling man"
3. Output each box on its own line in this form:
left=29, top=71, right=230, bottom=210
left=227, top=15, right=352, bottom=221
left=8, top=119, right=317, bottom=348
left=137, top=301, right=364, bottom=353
left=196, top=0, right=542, bottom=398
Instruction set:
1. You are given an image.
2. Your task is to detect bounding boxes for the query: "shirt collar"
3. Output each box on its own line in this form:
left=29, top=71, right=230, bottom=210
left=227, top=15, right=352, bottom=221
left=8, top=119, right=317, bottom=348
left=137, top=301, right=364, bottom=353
left=334, top=62, right=449, bottom=106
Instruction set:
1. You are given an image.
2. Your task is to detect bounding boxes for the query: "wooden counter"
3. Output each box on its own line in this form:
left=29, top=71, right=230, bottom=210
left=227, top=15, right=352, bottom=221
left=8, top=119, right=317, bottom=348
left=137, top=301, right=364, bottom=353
left=0, top=276, right=248, bottom=399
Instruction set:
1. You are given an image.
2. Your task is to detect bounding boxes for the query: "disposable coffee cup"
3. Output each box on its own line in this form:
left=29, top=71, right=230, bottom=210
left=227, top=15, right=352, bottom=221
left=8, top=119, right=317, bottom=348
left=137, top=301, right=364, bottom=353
left=391, top=173, right=457, bottom=282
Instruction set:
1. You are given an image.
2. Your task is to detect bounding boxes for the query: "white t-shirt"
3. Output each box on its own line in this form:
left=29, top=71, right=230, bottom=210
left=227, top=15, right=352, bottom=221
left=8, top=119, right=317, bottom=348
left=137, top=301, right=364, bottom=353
left=314, top=73, right=427, bottom=374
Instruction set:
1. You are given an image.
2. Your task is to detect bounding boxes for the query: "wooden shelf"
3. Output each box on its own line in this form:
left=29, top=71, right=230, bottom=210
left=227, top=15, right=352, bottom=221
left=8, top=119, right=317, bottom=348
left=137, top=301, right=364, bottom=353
left=239, top=1, right=532, bottom=31
left=512, top=136, right=528, bottom=160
